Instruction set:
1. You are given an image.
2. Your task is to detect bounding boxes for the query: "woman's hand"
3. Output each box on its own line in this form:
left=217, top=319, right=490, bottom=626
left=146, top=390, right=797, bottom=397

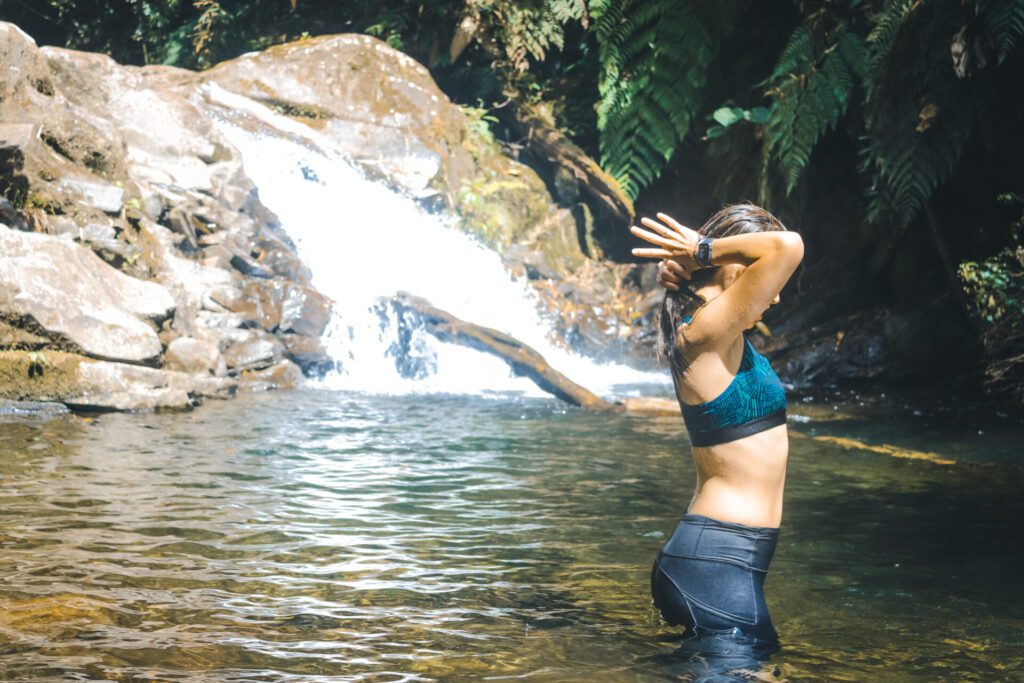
left=657, top=259, right=689, bottom=291
left=630, top=213, right=701, bottom=280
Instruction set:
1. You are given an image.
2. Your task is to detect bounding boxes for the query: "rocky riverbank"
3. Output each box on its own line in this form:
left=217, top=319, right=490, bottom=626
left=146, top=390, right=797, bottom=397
left=1, top=21, right=978, bottom=412
left=0, top=22, right=661, bottom=411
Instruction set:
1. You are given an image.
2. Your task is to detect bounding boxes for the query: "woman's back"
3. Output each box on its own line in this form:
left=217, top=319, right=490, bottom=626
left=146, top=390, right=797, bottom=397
left=674, top=334, right=789, bottom=528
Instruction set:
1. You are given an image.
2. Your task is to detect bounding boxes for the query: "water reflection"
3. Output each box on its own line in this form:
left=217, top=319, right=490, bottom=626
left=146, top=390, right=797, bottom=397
left=0, top=389, right=1022, bottom=681
left=648, top=634, right=784, bottom=682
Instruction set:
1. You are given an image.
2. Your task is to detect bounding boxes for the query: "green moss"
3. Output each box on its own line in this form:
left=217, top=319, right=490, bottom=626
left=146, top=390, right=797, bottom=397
left=456, top=173, right=551, bottom=248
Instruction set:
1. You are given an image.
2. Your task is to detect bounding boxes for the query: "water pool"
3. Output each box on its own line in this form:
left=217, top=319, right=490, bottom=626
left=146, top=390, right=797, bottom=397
left=1, top=389, right=1021, bottom=681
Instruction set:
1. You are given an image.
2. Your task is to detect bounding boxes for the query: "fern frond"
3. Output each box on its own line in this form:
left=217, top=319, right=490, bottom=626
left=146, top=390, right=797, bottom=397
left=865, top=0, right=917, bottom=102
left=592, top=0, right=735, bottom=199
left=550, top=0, right=588, bottom=24
left=762, top=17, right=866, bottom=195
left=980, top=0, right=1024, bottom=63
left=863, top=0, right=983, bottom=226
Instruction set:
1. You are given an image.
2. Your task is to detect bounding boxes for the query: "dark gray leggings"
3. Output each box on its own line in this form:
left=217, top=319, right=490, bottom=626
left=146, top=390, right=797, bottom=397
left=651, top=514, right=780, bottom=645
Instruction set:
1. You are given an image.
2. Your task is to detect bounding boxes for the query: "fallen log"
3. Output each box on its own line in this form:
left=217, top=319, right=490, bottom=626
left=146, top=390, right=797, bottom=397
left=616, top=396, right=682, bottom=417
left=388, top=292, right=619, bottom=411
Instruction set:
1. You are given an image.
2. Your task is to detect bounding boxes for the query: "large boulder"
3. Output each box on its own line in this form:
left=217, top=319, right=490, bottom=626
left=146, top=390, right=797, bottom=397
left=0, top=225, right=173, bottom=362
left=192, top=34, right=552, bottom=249
left=40, top=46, right=242, bottom=195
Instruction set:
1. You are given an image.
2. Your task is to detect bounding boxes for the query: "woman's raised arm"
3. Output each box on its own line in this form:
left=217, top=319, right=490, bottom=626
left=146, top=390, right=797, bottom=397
left=631, top=213, right=803, bottom=347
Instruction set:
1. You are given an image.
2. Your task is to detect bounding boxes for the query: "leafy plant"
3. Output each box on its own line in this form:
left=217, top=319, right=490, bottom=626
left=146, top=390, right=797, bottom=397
left=589, top=0, right=735, bottom=199
left=959, top=209, right=1024, bottom=401
left=761, top=12, right=868, bottom=197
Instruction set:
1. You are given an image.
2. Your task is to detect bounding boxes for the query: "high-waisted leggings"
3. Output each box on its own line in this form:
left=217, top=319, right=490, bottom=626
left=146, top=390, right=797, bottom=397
left=651, top=514, right=780, bottom=645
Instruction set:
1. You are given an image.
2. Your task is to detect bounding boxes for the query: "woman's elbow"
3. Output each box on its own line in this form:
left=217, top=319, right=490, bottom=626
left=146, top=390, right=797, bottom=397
left=777, top=232, right=804, bottom=265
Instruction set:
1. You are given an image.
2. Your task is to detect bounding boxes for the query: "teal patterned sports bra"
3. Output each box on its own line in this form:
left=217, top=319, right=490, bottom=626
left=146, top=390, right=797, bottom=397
left=678, top=337, right=787, bottom=447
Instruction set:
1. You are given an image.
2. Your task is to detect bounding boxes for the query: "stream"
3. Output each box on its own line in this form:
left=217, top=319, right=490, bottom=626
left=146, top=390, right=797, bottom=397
left=1, top=389, right=1022, bottom=681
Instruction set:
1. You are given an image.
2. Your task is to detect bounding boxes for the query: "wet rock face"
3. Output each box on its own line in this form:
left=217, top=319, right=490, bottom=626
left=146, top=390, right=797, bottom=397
left=193, top=34, right=553, bottom=250
left=762, top=298, right=977, bottom=389
left=0, top=226, right=173, bottom=362
left=0, top=22, right=333, bottom=411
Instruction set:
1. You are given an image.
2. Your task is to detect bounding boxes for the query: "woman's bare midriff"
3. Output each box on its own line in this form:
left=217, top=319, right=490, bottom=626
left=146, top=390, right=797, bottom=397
left=687, top=424, right=789, bottom=528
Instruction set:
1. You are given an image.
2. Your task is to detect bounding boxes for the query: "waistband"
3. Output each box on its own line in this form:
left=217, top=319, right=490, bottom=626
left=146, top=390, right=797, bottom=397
left=660, top=514, right=779, bottom=572
left=687, top=409, right=787, bottom=448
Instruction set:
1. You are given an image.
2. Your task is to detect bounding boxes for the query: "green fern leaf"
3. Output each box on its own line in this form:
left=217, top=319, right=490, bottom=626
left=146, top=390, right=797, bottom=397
left=592, top=0, right=735, bottom=199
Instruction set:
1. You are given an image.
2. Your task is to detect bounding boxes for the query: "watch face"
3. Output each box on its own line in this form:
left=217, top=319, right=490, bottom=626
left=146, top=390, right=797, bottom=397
left=698, top=240, right=712, bottom=266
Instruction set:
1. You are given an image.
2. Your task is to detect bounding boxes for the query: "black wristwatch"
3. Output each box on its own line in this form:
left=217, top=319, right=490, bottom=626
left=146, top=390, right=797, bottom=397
left=694, top=238, right=713, bottom=268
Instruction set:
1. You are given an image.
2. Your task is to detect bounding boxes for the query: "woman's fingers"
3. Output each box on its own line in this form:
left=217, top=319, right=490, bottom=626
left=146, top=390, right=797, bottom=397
left=658, top=275, right=680, bottom=292
left=640, top=216, right=684, bottom=241
left=632, top=247, right=672, bottom=259
left=662, top=259, right=691, bottom=280
left=655, top=212, right=696, bottom=237
left=630, top=225, right=679, bottom=250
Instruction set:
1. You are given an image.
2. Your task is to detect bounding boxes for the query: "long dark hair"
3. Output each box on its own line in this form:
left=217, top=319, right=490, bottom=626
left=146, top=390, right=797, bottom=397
left=658, top=203, right=786, bottom=375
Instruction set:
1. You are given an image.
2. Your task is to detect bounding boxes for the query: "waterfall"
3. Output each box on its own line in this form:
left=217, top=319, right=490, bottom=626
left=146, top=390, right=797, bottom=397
left=206, top=93, right=666, bottom=398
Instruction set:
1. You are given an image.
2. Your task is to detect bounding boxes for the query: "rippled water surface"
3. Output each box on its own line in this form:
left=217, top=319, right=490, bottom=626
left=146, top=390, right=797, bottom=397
left=1, top=389, right=1022, bottom=681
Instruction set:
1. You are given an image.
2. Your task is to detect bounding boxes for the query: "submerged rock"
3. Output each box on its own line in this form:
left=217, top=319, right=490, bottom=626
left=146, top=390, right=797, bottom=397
left=0, top=399, right=70, bottom=417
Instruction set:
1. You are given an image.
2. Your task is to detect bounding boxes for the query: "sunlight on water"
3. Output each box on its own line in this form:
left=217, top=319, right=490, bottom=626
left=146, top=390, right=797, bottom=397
left=1, top=391, right=1021, bottom=681
left=203, top=87, right=665, bottom=398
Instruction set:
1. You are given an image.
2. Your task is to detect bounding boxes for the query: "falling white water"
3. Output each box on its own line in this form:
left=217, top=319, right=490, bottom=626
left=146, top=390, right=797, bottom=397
left=207, top=96, right=666, bottom=398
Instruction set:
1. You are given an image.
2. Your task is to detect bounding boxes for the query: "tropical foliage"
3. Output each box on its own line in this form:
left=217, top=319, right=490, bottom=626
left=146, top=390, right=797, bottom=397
left=958, top=191, right=1024, bottom=399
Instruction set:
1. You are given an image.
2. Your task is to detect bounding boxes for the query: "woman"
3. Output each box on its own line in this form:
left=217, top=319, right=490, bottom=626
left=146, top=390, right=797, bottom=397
left=630, top=204, right=803, bottom=649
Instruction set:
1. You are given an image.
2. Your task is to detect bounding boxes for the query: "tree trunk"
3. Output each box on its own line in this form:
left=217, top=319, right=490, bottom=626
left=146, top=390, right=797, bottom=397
left=388, top=293, right=619, bottom=411
left=505, top=98, right=635, bottom=230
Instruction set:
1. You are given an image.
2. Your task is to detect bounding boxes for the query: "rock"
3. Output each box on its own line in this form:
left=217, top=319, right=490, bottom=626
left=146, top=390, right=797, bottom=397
left=191, top=374, right=237, bottom=400
left=0, top=23, right=337, bottom=411
left=0, top=316, right=49, bottom=348
left=0, top=197, right=28, bottom=231
left=212, top=279, right=331, bottom=337
left=164, top=336, right=223, bottom=376
left=224, top=332, right=284, bottom=373
left=236, top=359, right=303, bottom=392
left=279, top=333, right=334, bottom=376
left=0, top=25, right=56, bottom=125
left=766, top=299, right=977, bottom=389
left=0, top=124, right=34, bottom=212
left=200, top=243, right=234, bottom=269
left=163, top=207, right=198, bottom=250
left=196, top=34, right=551, bottom=248
left=0, top=226, right=174, bottom=363
left=73, top=362, right=193, bottom=410
left=41, top=46, right=243, bottom=194
left=249, top=232, right=313, bottom=284
left=0, top=398, right=70, bottom=416
left=0, top=349, right=236, bottom=411
left=54, top=177, right=124, bottom=214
